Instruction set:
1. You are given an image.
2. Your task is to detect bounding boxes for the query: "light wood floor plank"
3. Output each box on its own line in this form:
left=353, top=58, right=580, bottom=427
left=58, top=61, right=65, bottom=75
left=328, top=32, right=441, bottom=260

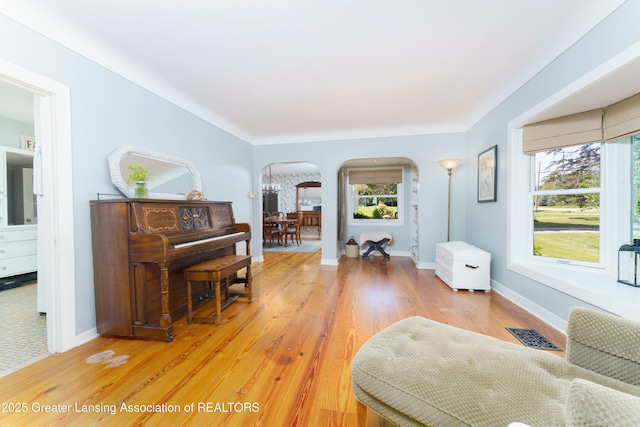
left=0, top=252, right=565, bottom=426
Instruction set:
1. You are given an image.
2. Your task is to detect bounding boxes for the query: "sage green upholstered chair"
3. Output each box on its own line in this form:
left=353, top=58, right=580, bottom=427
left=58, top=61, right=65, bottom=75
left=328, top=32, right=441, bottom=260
left=351, top=307, right=640, bottom=426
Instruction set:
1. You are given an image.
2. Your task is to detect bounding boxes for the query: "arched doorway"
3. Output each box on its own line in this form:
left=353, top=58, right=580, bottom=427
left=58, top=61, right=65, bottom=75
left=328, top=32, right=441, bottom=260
left=339, top=157, right=418, bottom=261
left=260, top=162, right=322, bottom=251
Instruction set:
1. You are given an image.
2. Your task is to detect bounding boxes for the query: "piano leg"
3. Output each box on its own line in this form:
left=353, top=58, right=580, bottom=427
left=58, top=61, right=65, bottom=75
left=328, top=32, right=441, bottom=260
left=187, top=278, right=193, bottom=325
left=214, top=279, right=222, bottom=326
left=159, top=263, right=173, bottom=327
left=246, top=265, right=253, bottom=301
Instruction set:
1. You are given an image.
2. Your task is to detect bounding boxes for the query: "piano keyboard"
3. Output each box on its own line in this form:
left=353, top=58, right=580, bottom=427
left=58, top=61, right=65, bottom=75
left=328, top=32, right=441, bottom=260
left=174, top=231, right=246, bottom=249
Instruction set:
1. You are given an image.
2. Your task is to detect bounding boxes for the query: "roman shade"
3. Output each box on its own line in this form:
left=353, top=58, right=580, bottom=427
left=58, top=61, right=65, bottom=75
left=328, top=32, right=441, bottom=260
left=349, top=169, right=403, bottom=184
left=603, top=93, right=640, bottom=141
left=522, top=109, right=603, bottom=154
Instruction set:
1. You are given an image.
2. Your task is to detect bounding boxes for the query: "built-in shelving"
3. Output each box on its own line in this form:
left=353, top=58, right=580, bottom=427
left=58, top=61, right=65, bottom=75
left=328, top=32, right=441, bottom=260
left=410, top=166, right=419, bottom=263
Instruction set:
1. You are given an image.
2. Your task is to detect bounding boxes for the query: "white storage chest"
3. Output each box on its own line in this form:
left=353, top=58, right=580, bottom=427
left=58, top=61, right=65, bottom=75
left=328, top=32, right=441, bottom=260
left=435, top=241, right=491, bottom=292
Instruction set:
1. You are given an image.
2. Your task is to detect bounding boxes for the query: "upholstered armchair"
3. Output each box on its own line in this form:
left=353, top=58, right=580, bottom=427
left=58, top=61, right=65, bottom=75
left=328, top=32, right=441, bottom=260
left=352, top=307, right=640, bottom=426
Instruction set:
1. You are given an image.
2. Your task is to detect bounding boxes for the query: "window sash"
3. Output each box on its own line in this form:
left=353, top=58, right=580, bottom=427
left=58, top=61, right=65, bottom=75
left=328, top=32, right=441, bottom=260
left=528, top=151, right=604, bottom=266
left=347, top=168, right=404, bottom=225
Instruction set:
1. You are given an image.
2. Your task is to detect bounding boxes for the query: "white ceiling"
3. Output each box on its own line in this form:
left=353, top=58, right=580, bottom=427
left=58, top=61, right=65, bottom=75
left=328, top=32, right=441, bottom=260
left=0, top=1, right=627, bottom=145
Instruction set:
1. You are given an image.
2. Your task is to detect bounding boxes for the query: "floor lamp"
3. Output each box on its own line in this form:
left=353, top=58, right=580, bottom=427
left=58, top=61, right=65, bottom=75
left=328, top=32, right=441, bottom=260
left=438, top=158, right=461, bottom=242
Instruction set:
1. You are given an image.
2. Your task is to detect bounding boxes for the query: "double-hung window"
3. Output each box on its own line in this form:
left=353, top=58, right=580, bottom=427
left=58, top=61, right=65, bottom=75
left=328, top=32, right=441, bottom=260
left=347, top=168, right=403, bottom=226
left=631, top=134, right=640, bottom=240
left=509, top=92, right=640, bottom=318
left=530, top=142, right=602, bottom=264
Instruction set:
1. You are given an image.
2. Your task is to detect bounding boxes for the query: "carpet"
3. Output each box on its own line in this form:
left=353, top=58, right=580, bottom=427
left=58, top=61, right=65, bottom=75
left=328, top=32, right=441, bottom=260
left=263, top=239, right=321, bottom=253
left=506, top=328, right=561, bottom=351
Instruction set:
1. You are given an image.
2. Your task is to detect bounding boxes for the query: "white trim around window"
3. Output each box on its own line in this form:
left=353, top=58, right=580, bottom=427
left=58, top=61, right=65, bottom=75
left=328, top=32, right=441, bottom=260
left=508, top=127, right=640, bottom=321
left=346, top=167, right=405, bottom=227
left=505, top=41, right=640, bottom=321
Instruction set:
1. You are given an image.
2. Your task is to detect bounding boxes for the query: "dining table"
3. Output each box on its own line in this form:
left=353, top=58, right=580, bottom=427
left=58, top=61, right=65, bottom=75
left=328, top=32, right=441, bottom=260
left=265, top=218, right=298, bottom=247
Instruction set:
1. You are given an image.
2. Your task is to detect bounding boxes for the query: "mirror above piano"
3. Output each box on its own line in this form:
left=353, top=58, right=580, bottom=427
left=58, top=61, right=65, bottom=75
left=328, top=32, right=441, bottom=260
left=108, top=144, right=202, bottom=200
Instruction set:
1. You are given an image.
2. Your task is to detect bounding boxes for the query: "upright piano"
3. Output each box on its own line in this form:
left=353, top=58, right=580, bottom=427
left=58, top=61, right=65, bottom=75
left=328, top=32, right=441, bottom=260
left=90, top=199, right=251, bottom=342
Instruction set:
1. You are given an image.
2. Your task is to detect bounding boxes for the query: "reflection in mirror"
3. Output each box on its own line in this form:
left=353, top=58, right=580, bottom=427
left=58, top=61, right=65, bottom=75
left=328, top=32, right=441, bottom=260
left=7, top=152, right=36, bottom=225
left=296, top=181, right=321, bottom=210
left=108, top=145, right=202, bottom=200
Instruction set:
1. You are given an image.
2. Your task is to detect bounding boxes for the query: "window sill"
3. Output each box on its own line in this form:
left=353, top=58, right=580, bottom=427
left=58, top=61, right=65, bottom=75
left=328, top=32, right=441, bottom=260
left=509, top=260, right=640, bottom=322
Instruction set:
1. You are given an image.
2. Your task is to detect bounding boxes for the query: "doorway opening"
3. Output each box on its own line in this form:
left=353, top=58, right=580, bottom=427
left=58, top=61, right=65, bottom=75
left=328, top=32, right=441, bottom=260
left=261, top=162, right=322, bottom=252
left=0, top=59, right=76, bottom=376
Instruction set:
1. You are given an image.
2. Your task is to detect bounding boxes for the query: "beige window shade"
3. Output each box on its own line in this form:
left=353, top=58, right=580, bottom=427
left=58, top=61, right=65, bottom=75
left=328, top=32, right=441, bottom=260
left=349, top=169, right=403, bottom=184
left=603, top=93, right=640, bottom=141
left=522, top=109, right=603, bottom=154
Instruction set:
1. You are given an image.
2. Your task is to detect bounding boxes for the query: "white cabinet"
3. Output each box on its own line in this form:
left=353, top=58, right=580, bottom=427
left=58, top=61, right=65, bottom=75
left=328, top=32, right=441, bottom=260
left=0, top=226, right=37, bottom=278
left=435, top=241, right=491, bottom=291
left=0, top=147, right=37, bottom=280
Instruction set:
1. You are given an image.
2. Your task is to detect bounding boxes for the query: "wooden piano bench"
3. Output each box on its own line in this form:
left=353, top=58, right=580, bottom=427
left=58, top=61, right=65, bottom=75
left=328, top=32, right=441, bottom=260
left=183, top=254, right=253, bottom=326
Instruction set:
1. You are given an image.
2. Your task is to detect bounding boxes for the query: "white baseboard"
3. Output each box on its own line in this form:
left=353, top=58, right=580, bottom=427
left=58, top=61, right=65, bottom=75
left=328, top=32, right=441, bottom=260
left=491, top=278, right=567, bottom=334
left=417, top=261, right=436, bottom=269
left=74, top=327, right=99, bottom=348
left=321, top=257, right=339, bottom=265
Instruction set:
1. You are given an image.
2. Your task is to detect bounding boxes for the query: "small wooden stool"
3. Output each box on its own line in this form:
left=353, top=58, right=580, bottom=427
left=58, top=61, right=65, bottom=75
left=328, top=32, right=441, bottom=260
left=183, top=254, right=252, bottom=326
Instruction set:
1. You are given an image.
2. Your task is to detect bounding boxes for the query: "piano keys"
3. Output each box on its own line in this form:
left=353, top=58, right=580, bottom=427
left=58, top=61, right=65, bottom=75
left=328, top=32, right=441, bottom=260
left=90, top=199, right=251, bottom=342
left=174, top=231, right=245, bottom=249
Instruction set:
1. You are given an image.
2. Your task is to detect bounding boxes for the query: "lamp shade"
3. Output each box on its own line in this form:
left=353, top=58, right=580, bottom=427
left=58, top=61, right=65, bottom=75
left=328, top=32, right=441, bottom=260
left=438, top=158, right=461, bottom=170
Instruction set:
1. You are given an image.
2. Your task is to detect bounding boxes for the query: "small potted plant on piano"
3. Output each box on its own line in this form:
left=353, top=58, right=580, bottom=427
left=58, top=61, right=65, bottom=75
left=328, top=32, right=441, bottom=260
left=126, top=163, right=151, bottom=198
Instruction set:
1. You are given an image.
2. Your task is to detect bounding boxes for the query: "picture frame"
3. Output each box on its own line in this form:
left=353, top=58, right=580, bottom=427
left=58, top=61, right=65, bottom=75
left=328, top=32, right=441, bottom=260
left=20, top=135, right=36, bottom=151
left=477, top=145, right=497, bottom=202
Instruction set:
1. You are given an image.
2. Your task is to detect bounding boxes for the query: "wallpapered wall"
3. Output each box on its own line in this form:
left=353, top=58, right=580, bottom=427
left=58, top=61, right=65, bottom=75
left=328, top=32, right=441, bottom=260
left=263, top=172, right=322, bottom=213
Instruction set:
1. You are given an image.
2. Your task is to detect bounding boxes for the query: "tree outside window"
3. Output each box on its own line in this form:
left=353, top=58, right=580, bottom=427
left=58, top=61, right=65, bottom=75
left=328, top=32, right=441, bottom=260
left=531, top=142, right=601, bottom=263
left=352, top=183, right=399, bottom=220
left=632, top=134, right=640, bottom=239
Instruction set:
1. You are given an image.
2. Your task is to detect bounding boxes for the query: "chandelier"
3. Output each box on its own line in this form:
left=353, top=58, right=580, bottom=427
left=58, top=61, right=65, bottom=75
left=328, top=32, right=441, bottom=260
left=262, top=166, right=281, bottom=194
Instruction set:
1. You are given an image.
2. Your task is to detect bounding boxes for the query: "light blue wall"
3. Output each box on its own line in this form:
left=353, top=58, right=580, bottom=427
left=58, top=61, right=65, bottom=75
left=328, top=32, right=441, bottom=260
left=465, top=0, right=640, bottom=321
left=254, top=133, right=467, bottom=263
left=0, top=116, right=33, bottom=149
left=0, top=14, right=253, bottom=335
left=4, top=0, right=637, bottom=339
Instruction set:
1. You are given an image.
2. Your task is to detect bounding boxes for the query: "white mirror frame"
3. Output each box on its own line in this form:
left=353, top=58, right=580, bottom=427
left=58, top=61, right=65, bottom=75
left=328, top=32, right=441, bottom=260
left=107, top=144, right=202, bottom=200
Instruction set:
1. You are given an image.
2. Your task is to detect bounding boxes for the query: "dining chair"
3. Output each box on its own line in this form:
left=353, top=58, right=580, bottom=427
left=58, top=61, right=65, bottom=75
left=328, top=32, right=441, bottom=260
left=263, top=211, right=281, bottom=247
left=284, top=211, right=302, bottom=246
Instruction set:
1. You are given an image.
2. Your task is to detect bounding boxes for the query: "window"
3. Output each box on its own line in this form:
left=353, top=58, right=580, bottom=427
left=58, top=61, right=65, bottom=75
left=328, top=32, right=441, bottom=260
left=507, top=64, right=640, bottom=319
left=347, top=168, right=403, bottom=225
left=530, top=142, right=602, bottom=264
left=632, top=134, right=640, bottom=240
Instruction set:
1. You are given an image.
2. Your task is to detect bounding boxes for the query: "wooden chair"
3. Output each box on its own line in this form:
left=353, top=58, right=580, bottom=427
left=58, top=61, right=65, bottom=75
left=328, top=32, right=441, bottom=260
left=263, top=211, right=281, bottom=247
left=271, top=211, right=286, bottom=238
left=284, top=211, right=302, bottom=246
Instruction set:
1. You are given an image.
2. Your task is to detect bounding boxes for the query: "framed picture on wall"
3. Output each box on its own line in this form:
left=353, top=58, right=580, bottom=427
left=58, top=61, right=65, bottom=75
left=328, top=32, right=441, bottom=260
left=478, top=145, right=497, bottom=202
left=20, top=135, right=36, bottom=151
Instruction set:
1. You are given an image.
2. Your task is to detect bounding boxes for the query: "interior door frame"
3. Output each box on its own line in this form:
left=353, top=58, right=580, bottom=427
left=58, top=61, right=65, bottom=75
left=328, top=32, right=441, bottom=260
left=0, top=58, right=76, bottom=353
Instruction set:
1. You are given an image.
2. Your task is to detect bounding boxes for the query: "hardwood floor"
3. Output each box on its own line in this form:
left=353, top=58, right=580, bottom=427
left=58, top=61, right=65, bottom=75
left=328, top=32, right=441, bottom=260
left=0, top=252, right=565, bottom=426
